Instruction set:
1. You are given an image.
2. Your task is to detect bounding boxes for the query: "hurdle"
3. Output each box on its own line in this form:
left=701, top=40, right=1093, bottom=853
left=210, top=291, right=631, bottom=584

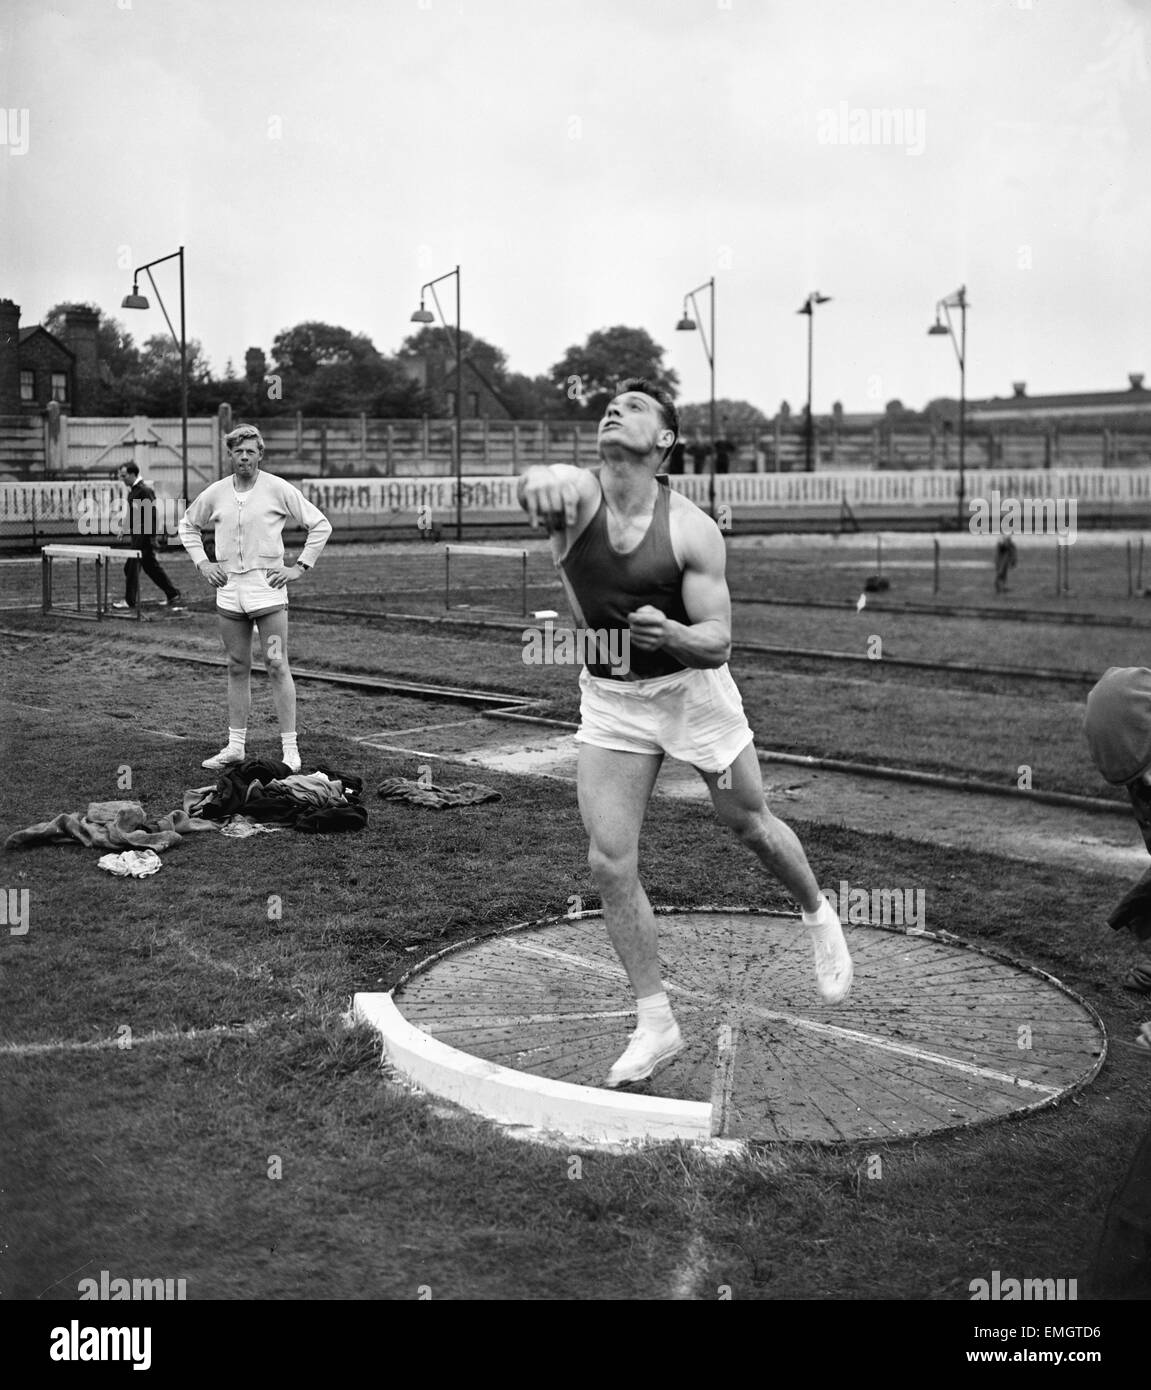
left=444, top=545, right=529, bottom=617
left=41, top=544, right=142, bottom=622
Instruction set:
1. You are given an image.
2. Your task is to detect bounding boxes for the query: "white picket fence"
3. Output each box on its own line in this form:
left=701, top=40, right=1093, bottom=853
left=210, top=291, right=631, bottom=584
left=3, top=468, right=1150, bottom=535
left=293, top=468, right=1151, bottom=517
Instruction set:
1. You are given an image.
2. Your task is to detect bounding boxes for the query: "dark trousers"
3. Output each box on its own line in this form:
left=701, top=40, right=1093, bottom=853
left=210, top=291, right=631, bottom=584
left=1090, top=1120, right=1151, bottom=1298
left=125, top=538, right=177, bottom=605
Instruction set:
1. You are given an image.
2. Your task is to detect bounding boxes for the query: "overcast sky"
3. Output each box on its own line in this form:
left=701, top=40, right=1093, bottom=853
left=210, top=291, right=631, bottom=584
left=3, top=0, right=1149, bottom=415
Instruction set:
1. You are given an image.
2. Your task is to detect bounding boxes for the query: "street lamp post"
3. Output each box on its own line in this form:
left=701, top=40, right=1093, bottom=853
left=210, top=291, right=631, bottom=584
left=927, top=285, right=968, bottom=531
left=676, top=276, right=716, bottom=519
left=411, top=265, right=463, bottom=541
left=122, top=246, right=187, bottom=501
left=796, top=291, right=831, bottom=473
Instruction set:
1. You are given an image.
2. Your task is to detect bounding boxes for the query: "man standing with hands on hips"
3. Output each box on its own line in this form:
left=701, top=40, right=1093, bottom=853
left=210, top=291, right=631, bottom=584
left=518, top=378, right=852, bottom=1089
left=178, top=424, right=331, bottom=774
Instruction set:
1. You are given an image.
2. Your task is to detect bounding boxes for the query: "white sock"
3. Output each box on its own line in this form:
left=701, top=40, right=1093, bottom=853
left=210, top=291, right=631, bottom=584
left=637, top=991, right=675, bottom=1030
left=227, top=727, right=246, bottom=753
left=281, top=732, right=298, bottom=756
left=803, top=894, right=836, bottom=930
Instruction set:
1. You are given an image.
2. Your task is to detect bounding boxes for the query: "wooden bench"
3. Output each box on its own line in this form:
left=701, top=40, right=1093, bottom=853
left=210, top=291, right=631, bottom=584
left=41, top=544, right=143, bottom=621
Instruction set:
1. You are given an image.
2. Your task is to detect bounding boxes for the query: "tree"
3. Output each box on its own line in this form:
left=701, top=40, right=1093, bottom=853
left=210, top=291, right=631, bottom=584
left=499, top=372, right=565, bottom=420
left=398, top=326, right=508, bottom=381
left=268, top=321, right=427, bottom=416
left=678, top=398, right=769, bottom=442
left=41, top=301, right=140, bottom=412
left=133, top=334, right=215, bottom=415
left=549, top=326, right=679, bottom=419
left=923, top=397, right=960, bottom=425
left=270, top=321, right=381, bottom=377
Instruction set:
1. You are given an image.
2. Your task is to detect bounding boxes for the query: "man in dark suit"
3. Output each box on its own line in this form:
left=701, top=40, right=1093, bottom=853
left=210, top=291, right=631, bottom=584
left=112, top=463, right=182, bottom=610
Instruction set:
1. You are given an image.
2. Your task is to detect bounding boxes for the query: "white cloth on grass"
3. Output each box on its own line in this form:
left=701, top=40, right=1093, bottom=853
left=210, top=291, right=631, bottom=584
left=97, top=849, right=164, bottom=878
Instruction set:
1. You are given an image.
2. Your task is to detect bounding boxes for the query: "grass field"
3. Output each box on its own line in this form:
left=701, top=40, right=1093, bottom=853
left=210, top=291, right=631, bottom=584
left=2, top=534, right=1150, bottom=1311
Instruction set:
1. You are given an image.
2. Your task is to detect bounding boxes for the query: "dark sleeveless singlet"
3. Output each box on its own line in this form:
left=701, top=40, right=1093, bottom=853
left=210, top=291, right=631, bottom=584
left=558, top=474, right=691, bottom=680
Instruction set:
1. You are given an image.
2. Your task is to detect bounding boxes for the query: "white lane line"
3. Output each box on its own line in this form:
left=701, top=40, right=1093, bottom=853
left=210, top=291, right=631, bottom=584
left=669, top=1231, right=710, bottom=1301
left=349, top=742, right=454, bottom=758
left=709, top=1023, right=739, bottom=1137
left=0, top=698, right=190, bottom=740
left=0, top=1016, right=293, bottom=1057
left=354, top=717, right=487, bottom=741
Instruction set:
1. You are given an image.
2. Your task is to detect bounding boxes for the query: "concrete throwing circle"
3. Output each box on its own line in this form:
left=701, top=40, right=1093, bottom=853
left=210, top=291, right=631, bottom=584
left=357, top=909, right=1106, bottom=1145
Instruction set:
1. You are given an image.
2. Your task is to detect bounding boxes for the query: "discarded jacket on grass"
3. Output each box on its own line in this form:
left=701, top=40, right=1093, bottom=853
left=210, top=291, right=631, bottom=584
left=190, top=758, right=368, bottom=833
left=4, top=800, right=217, bottom=852
left=376, top=775, right=501, bottom=809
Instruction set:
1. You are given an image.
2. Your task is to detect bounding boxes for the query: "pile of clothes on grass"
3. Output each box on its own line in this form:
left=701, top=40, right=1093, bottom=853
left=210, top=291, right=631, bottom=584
left=3, top=760, right=368, bottom=862
left=186, top=758, right=367, bottom=833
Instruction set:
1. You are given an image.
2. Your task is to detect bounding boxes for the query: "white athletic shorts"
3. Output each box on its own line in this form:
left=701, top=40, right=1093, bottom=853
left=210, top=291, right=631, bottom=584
left=576, top=663, right=754, bottom=773
left=216, top=569, right=288, bottom=622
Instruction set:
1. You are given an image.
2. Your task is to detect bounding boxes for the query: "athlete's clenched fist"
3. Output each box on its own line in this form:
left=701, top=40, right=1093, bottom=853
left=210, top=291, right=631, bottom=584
left=518, top=466, right=581, bottom=532
left=627, top=604, right=671, bottom=650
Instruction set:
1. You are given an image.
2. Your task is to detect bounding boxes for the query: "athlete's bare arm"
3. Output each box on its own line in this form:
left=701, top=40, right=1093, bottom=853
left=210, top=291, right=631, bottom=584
left=517, top=463, right=602, bottom=564
left=627, top=499, right=732, bottom=668
left=517, top=463, right=599, bottom=529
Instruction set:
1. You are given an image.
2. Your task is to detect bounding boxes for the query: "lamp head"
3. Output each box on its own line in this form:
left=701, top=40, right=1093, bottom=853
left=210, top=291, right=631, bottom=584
left=927, top=317, right=949, bottom=336
left=122, top=287, right=150, bottom=310
left=410, top=304, right=434, bottom=324
left=676, top=315, right=697, bottom=332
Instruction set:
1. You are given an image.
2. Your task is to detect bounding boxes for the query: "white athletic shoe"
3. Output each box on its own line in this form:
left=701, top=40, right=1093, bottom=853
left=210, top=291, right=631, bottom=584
left=605, top=1020, right=684, bottom=1088
left=202, top=746, right=246, bottom=772
left=111, top=599, right=132, bottom=610
left=810, top=909, right=854, bottom=1005
left=281, top=751, right=301, bottom=773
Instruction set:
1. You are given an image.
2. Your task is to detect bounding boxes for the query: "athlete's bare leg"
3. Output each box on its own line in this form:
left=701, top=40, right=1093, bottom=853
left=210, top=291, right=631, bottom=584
left=255, top=609, right=295, bottom=733
left=578, top=744, right=665, bottom=997
left=696, top=740, right=821, bottom=913
left=579, top=743, right=688, bottom=1084
left=217, top=613, right=254, bottom=730
left=698, top=739, right=852, bottom=1003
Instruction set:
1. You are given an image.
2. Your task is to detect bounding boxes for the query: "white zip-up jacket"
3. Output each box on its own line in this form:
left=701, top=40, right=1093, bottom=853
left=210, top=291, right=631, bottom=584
left=177, top=471, right=332, bottom=574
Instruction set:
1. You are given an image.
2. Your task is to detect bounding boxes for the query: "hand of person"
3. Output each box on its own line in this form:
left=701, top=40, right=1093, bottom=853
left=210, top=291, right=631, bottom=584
left=265, top=565, right=303, bottom=589
left=198, top=560, right=227, bottom=588
left=627, top=604, right=670, bottom=651
left=520, top=467, right=580, bottom=532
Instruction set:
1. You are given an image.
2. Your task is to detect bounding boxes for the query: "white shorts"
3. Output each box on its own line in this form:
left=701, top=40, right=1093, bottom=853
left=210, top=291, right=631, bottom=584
left=216, top=569, right=288, bottom=621
left=576, top=664, right=754, bottom=773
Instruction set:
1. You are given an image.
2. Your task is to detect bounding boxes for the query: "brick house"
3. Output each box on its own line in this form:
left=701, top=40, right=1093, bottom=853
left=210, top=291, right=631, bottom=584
left=403, top=349, right=512, bottom=420
left=0, top=300, right=100, bottom=414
